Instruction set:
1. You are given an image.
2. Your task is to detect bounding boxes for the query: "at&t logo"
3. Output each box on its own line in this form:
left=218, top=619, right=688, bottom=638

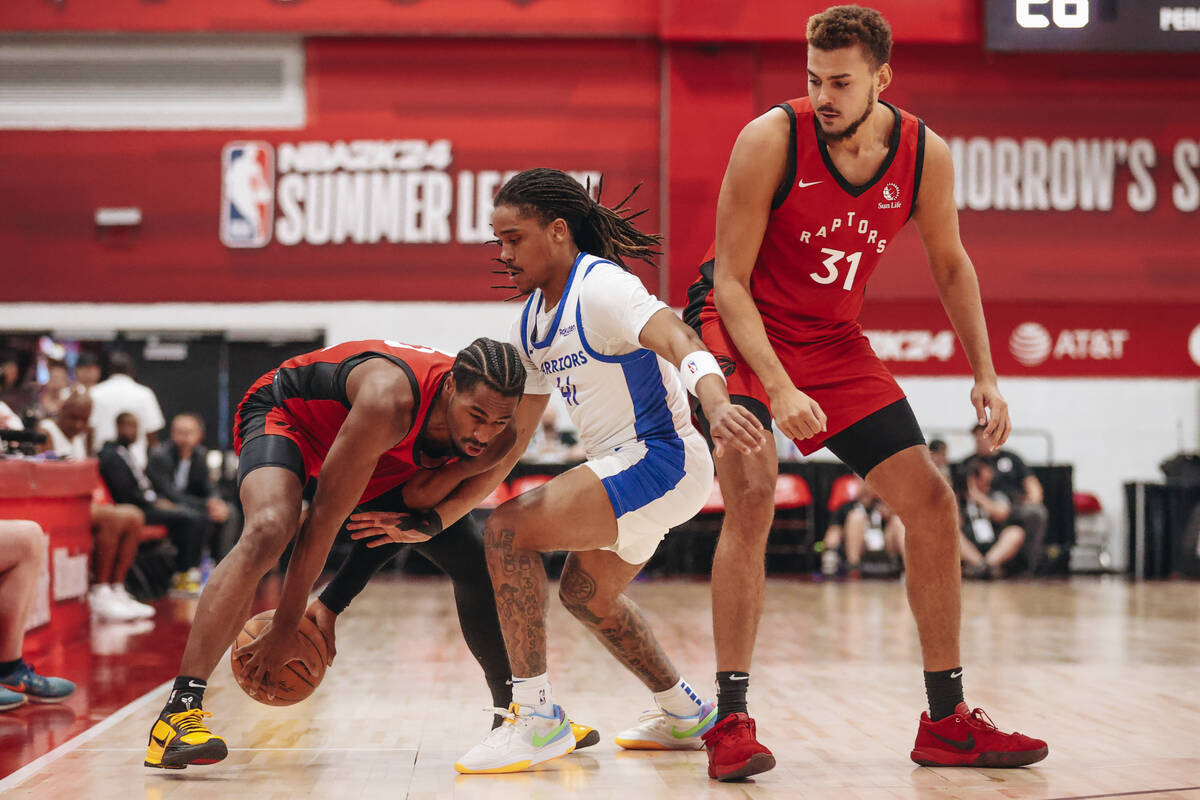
left=1009, top=321, right=1130, bottom=366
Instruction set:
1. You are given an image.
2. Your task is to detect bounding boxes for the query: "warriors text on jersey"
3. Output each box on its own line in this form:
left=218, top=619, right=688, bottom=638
left=233, top=339, right=458, bottom=503
left=684, top=97, right=927, bottom=453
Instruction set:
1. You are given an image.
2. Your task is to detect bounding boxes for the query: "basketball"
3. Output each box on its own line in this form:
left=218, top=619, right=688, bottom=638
left=230, top=610, right=328, bottom=706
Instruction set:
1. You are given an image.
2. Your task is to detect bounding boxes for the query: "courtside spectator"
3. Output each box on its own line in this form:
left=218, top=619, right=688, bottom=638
left=0, top=520, right=76, bottom=710
left=822, top=479, right=905, bottom=578
left=98, top=413, right=207, bottom=596
left=148, top=413, right=230, bottom=553
left=959, top=458, right=1026, bottom=579
left=969, top=423, right=1048, bottom=572
left=38, top=392, right=155, bottom=620
left=89, top=352, right=165, bottom=469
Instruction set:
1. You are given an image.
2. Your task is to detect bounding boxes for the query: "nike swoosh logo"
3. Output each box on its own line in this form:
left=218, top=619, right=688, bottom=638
left=950, top=670, right=962, bottom=679
left=671, top=708, right=717, bottom=739
left=728, top=675, right=749, bottom=681
left=929, top=731, right=976, bottom=751
left=188, top=681, right=206, bottom=689
left=151, top=734, right=168, bottom=747
left=796, top=179, right=823, bottom=188
left=1, top=682, right=25, bottom=693
left=531, top=717, right=569, bottom=748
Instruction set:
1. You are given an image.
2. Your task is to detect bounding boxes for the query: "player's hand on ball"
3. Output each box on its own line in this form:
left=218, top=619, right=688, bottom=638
left=708, top=402, right=767, bottom=457
left=971, top=379, right=1011, bottom=450
left=771, top=386, right=827, bottom=441
left=346, top=509, right=443, bottom=546
left=305, top=599, right=338, bottom=666
left=234, top=619, right=320, bottom=700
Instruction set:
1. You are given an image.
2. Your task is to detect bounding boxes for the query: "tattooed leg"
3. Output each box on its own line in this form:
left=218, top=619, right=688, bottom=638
left=559, top=552, right=680, bottom=692
left=483, top=520, right=548, bottom=677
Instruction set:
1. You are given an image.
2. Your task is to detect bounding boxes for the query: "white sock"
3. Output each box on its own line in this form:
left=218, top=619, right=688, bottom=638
left=511, top=673, right=553, bottom=710
left=654, top=678, right=704, bottom=717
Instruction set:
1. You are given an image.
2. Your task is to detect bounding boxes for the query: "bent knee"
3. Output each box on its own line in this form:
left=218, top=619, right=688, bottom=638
left=12, top=521, right=45, bottom=561
left=235, top=511, right=294, bottom=568
left=899, top=476, right=957, bottom=522
left=718, top=474, right=776, bottom=527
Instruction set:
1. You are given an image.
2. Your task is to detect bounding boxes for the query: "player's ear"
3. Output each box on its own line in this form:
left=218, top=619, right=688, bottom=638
left=876, top=63, right=892, bottom=94
left=550, top=217, right=569, bottom=242
left=444, top=371, right=457, bottom=398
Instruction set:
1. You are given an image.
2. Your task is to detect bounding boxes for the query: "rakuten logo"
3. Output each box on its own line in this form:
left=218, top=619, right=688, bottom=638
left=864, top=330, right=955, bottom=362
left=1010, top=322, right=1130, bottom=367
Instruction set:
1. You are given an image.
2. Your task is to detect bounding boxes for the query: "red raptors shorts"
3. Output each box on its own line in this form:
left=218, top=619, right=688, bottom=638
left=699, top=316, right=906, bottom=456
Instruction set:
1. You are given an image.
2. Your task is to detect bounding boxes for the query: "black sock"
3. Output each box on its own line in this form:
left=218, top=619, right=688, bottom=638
left=489, top=677, right=513, bottom=729
left=164, top=676, right=207, bottom=714
left=0, top=659, right=23, bottom=677
left=923, top=667, right=964, bottom=721
left=715, top=671, right=749, bottom=722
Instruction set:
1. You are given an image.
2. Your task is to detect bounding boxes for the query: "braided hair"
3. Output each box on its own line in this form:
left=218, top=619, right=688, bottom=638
left=452, top=338, right=526, bottom=398
left=494, top=168, right=662, bottom=271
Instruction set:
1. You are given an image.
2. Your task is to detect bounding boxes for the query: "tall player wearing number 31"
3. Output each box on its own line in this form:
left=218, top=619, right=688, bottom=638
left=683, top=5, right=1048, bottom=780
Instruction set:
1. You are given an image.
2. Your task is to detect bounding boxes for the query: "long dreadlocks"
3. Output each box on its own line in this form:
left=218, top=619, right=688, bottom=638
left=493, top=168, right=662, bottom=271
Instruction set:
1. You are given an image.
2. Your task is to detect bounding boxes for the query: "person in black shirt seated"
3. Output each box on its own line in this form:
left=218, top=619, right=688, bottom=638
left=98, top=413, right=208, bottom=596
left=968, top=423, right=1048, bottom=572
left=958, top=458, right=1025, bottom=579
left=148, top=413, right=231, bottom=559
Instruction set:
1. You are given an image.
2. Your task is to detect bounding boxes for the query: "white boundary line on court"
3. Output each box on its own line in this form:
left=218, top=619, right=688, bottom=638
left=0, top=677, right=173, bottom=793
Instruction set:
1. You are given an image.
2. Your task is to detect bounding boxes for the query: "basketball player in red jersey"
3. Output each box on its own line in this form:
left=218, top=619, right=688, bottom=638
left=684, top=6, right=1048, bottom=780
left=143, top=338, right=536, bottom=770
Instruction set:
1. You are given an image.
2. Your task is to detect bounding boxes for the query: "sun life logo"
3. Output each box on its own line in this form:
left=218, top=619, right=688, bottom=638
left=878, top=182, right=902, bottom=209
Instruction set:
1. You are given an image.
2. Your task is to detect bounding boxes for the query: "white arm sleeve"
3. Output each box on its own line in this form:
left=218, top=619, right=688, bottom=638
left=577, top=264, right=669, bottom=355
left=509, top=315, right=551, bottom=394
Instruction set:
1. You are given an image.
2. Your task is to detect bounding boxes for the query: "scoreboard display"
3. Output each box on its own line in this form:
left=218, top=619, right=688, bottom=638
left=986, top=1, right=1200, bottom=51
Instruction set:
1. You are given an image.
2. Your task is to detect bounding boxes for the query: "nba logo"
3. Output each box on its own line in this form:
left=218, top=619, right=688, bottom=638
left=220, top=142, right=274, bottom=248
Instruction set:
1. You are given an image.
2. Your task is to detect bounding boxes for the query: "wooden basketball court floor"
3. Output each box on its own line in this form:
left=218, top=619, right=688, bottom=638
left=2, top=575, right=1197, bottom=799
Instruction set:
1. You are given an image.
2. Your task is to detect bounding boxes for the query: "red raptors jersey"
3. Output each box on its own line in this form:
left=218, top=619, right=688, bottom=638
left=686, top=97, right=925, bottom=344
left=234, top=340, right=457, bottom=502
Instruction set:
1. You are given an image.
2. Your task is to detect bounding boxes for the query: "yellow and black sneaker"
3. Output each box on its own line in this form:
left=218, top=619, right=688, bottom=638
left=144, top=709, right=228, bottom=769
left=571, top=720, right=600, bottom=750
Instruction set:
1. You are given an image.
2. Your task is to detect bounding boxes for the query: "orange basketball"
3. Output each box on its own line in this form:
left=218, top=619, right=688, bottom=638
left=230, top=609, right=328, bottom=706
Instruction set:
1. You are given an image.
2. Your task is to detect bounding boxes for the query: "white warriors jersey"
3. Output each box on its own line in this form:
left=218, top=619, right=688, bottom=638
left=511, top=252, right=697, bottom=460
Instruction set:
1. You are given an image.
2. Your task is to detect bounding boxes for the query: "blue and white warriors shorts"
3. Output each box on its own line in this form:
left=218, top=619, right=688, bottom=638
left=584, top=430, right=713, bottom=565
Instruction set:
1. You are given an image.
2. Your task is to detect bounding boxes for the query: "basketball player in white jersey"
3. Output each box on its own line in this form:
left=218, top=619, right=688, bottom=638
left=451, top=168, right=766, bottom=773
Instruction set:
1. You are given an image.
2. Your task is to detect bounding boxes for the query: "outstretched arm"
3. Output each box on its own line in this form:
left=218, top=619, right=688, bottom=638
left=913, top=130, right=1010, bottom=449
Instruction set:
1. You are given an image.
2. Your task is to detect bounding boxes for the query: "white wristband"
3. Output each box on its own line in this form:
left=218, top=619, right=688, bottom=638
left=679, top=350, right=725, bottom=396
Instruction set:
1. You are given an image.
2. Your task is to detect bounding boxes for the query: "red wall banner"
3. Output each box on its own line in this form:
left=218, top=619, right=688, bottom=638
left=0, top=38, right=661, bottom=303
left=859, top=302, right=1200, bottom=378
left=4, top=0, right=659, bottom=36
left=7, top=0, right=978, bottom=41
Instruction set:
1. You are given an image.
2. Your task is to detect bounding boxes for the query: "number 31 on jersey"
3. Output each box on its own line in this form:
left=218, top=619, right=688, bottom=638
left=810, top=249, right=862, bottom=292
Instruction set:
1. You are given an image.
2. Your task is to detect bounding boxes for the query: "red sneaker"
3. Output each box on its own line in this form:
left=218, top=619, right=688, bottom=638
left=911, top=703, right=1048, bottom=767
left=701, top=712, right=776, bottom=781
